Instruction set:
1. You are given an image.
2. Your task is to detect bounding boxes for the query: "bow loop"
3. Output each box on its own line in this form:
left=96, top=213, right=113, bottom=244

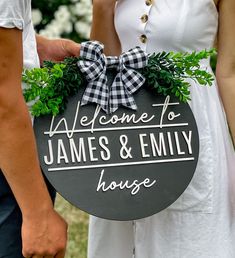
left=80, top=40, right=104, bottom=60
left=77, top=41, right=109, bottom=113
left=77, top=41, right=106, bottom=81
left=121, top=47, right=149, bottom=69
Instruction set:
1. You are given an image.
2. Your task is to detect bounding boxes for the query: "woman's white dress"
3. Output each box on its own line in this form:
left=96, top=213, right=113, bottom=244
left=88, top=0, right=235, bottom=257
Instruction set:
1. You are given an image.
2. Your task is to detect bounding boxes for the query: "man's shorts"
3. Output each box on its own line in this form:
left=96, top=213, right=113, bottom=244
left=0, top=170, right=56, bottom=258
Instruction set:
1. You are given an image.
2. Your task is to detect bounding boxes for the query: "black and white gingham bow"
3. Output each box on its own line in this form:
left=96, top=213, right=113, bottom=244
left=77, top=41, right=148, bottom=113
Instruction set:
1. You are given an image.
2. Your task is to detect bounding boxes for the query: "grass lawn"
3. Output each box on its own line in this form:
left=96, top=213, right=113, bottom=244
left=55, top=194, right=89, bottom=258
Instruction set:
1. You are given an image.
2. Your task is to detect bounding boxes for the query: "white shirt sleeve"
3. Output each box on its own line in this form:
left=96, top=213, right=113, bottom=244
left=0, top=0, right=26, bottom=30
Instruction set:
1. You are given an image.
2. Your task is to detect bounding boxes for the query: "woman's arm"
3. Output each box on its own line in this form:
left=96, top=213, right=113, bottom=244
left=91, top=0, right=121, bottom=55
left=216, top=0, right=235, bottom=145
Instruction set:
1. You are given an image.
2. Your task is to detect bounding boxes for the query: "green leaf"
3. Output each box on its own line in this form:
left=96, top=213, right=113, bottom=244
left=23, top=50, right=214, bottom=117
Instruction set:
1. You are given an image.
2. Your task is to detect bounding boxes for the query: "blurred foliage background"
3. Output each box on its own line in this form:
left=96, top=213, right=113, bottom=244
left=32, top=0, right=92, bottom=42
left=55, top=195, right=89, bottom=258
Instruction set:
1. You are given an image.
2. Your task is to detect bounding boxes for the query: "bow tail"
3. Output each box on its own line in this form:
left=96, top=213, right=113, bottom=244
left=109, top=74, right=137, bottom=113
left=81, top=73, right=109, bottom=113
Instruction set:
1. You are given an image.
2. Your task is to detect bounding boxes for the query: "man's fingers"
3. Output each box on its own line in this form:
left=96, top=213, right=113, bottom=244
left=24, top=252, right=65, bottom=258
left=64, top=40, right=80, bottom=56
left=23, top=249, right=33, bottom=258
left=55, top=250, right=66, bottom=258
left=31, top=255, right=43, bottom=258
left=31, top=254, right=54, bottom=258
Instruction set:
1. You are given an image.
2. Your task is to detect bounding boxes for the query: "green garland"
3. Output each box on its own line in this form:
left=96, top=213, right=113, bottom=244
left=22, top=49, right=215, bottom=117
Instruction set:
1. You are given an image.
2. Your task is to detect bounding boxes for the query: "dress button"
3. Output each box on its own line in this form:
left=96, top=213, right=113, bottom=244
left=145, top=0, right=153, bottom=6
left=140, top=34, right=147, bottom=43
left=140, top=14, right=148, bottom=23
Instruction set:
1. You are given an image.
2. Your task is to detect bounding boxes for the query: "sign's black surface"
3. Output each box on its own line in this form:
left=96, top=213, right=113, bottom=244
left=34, top=71, right=199, bottom=221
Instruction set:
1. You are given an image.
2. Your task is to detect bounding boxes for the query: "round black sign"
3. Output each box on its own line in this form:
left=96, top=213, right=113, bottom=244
left=34, top=71, right=199, bottom=221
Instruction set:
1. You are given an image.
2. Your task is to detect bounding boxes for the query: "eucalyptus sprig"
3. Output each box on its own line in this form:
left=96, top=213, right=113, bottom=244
left=22, top=57, right=83, bottom=116
left=143, top=49, right=215, bottom=102
left=22, top=49, right=215, bottom=117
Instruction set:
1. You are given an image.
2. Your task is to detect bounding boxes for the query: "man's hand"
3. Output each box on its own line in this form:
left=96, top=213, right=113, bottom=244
left=36, top=35, right=80, bottom=65
left=22, top=208, right=68, bottom=258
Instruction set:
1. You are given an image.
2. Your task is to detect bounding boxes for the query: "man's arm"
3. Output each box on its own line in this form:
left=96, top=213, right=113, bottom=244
left=0, top=27, right=67, bottom=258
left=216, top=0, right=235, bottom=145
